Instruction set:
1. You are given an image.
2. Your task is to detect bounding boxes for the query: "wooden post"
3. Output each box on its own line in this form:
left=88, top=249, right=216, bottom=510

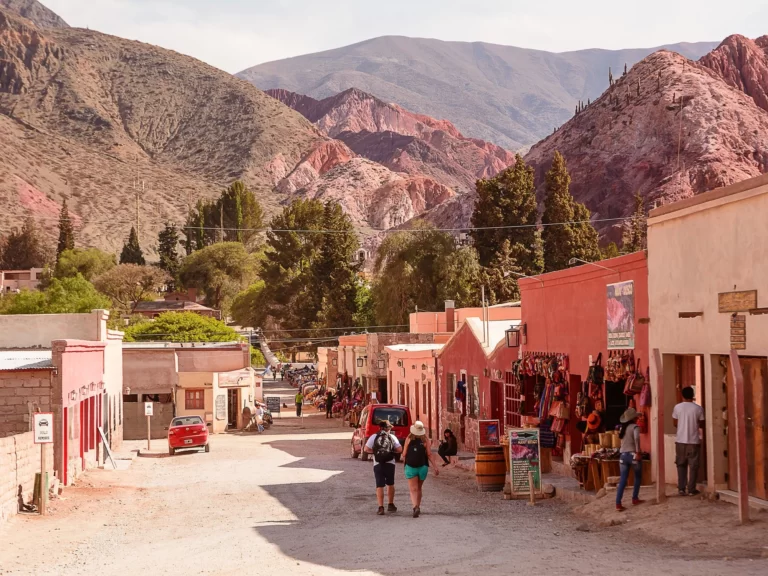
left=653, top=348, right=667, bottom=503
left=729, top=350, right=749, bottom=524
left=39, top=444, right=48, bottom=516
left=146, top=415, right=151, bottom=452
left=527, top=470, right=535, bottom=506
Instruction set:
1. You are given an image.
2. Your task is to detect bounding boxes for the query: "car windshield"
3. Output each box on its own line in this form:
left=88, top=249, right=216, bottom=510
left=372, top=408, right=408, bottom=427
left=171, top=416, right=203, bottom=427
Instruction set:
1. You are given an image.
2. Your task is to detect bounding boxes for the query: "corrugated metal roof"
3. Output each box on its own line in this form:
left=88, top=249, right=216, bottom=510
left=0, top=350, right=54, bottom=371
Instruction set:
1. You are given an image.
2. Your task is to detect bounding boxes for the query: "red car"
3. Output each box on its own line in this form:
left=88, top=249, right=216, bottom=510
left=168, top=415, right=210, bottom=455
left=351, top=404, right=412, bottom=461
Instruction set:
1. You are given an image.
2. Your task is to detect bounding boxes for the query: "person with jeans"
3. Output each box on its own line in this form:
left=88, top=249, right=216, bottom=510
left=364, top=420, right=403, bottom=515
left=672, top=386, right=705, bottom=496
left=615, top=407, right=644, bottom=511
left=438, top=429, right=458, bottom=466
left=295, top=390, right=304, bottom=417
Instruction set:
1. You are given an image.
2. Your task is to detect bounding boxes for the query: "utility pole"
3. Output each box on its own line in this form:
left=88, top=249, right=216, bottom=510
left=220, top=204, right=224, bottom=243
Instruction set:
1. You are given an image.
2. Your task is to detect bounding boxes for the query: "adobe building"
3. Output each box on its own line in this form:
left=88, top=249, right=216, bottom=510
left=0, top=310, right=124, bottom=487
left=0, top=267, right=44, bottom=293
left=122, top=342, right=252, bottom=437
left=648, top=173, right=768, bottom=502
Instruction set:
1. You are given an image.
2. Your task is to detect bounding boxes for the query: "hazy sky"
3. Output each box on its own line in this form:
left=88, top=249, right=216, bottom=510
left=44, top=0, right=767, bottom=73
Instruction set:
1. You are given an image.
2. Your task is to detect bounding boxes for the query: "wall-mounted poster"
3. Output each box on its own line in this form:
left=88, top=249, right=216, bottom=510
left=607, top=280, right=635, bottom=349
left=478, top=420, right=501, bottom=447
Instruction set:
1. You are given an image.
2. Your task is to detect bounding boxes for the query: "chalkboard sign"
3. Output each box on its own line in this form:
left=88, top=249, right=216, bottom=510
left=266, top=396, right=281, bottom=414
left=508, top=428, right=541, bottom=494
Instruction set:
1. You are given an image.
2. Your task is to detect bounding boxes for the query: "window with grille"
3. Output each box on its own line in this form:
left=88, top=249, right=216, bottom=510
left=185, top=389, right=204, bottom=410
left=447, top=373, right=457, bottom=412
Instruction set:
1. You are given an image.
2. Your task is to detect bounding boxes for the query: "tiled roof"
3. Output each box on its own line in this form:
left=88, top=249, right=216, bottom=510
left=0, top=350, right=54, bottom=371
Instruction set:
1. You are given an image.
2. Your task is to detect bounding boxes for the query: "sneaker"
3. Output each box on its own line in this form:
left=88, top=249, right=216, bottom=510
left=413, top=506, right=420, bottom=518
left=678, top=490, right=687, bottom=496
left=688, top=489, right=701, bottom=496
left=387, top=503, right=397, bottom=513
left=616, top=504, right=626, bottom=512
left=632, top=498, right=645, bottom=506
left=377, top=506, right=385, bottom=516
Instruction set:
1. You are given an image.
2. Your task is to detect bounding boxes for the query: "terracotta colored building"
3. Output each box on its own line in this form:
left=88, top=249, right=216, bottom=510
left=518, top=252, right=650, bottom=472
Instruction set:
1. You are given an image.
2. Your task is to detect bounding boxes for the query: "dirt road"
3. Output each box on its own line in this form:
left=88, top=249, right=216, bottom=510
left=0, top=381, right=765, bottom=575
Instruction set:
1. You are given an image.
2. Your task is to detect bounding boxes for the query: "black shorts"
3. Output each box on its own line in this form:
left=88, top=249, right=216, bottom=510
left=373, top=463, right=396, bottom=488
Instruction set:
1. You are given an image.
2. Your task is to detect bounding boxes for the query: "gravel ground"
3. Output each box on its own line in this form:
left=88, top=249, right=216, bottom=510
left=0, top=380, right=765, bottom=576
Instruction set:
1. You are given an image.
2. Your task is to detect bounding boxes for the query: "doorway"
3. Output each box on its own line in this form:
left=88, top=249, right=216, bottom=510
left=427, top=382, right=433, bottom=439
left=675, top=355, right=707, bottom=484
left=415, top=381, right=420, bottom=420
left=378, top=378, right=388, bottom=403
left=726, top=356, right=768, bottom=500
left=227, top=389, right=239, bottom=429
left=490, top=380, right=503, bottom=433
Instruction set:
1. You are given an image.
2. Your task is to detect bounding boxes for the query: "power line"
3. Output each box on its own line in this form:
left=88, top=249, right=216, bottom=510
left=253, top=324, right=408, bottom=334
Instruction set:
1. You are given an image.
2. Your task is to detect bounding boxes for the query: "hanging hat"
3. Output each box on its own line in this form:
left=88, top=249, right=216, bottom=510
left=410, top=421, right=427, bottom=436
left=620, top=407, right=639, bottom=424
left=586, top=412, right=602, bottom=431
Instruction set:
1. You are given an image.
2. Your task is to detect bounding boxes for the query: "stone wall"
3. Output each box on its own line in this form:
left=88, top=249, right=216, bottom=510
left=0, top=432, right=54, bottom=522
left=0, top=371, right=53, bottom=438
left=123, top=401, right=174, bottom=440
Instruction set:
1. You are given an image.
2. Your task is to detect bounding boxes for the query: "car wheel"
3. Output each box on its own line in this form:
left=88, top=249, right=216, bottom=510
left=169, top=447, right=175, bottom=456
left=204, top=444, right=210, bottom=453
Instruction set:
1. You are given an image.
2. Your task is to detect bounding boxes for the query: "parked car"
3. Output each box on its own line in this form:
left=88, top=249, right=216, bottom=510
left=168, top=415, right=209, bottom=455
left=351, top=404, right=412, bottom=461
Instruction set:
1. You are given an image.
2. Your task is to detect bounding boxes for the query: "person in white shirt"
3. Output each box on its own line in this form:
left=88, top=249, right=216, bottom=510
left=672, top=386, right=705, bottom=496
left=255, top=404, right=265, bottom=434
left=364, top=421, right=403, bottom=515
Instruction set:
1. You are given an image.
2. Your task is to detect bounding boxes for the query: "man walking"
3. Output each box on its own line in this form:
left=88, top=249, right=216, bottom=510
left=325, top=389, right=334, bottom=419
left=672, top=386, right=705, bottom=496
left=295, top=390, right=304, bottom=417
left=364, top=420, right=402, bottom=515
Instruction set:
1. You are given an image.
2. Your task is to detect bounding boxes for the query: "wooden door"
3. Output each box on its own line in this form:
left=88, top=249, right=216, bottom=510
left=727, top=357, right=768, bottom=499
left=504, top=371, right=521, bottom=430
left=490, top=381, right=503, bottom=432
left=414, top=381, right=420, bottom=420
left=427, top=382, right=433, bottom=439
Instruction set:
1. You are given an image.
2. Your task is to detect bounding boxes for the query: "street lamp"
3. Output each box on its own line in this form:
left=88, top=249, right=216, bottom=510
left=504, top=270, right=544, bottom=286
left=568, top=257, right=619, bottom=273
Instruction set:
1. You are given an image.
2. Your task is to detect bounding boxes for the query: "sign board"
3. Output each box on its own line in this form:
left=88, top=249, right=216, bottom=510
left=478, top=420, right=501, bottom=447
left=33, top=413, right=54, bottom=444
left=266, top=396, right=281, bottom=414
left=508, top=428, right=541, bottom=494
left=97, top=427, right=116, bottom=469
left=719, top=290, right=757, bottom=313
left=215, top=395, right=226, bottom=421
left=607, top=280, right=635, bottom=349
left=144, top=402, right=154, bottom=416
left=730, top=314, right=747, bottom=350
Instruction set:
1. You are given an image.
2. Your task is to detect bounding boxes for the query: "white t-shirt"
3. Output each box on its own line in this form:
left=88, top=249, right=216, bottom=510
left=365, top=432, right=401, bottom=466
left=256, top=407, right=264, bottom=417
left=672, top=402, right=705, bottom=444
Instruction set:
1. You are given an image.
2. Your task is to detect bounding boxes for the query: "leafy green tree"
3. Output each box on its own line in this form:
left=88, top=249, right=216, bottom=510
left=542, top=152, right=600, bottom=272
left=55, top=248, right=116, bottom=281
left=0, top=217, right=48, bottom=270
left=93, top=264, right=169, bottom=313
left=120, top=226, right=145, bottom=265
left=601, top=242, right=622, bottom=260
left=250, top=346, right=267, bottom=367
left=470, top=155, right=541, bottom=274
left=0, top=274, right=111, bottom=314
left=179, top=242, right=256, bottom=311
left=157, top=223, right=181, bottom=280
left=622, top=193, right=647, bottom=253
left=230, top=280, right=267, bottom=329
left=373, top=223, right=480, bottom=325
left=57, top=199, right=75, bottom=258
left=352, top=281, right=376, bottom=328
left=123, top=312, right=241, bottom=342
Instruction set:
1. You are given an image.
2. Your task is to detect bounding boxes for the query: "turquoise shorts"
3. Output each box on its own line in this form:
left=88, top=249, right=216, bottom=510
left=404, top=464, right=429, bottom=481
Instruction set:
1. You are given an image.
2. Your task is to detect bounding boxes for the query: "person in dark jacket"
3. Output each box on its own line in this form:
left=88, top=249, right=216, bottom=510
left=438, top=429, right=458, bottom=466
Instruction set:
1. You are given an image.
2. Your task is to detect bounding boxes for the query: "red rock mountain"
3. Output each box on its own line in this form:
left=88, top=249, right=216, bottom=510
left=267, top=88, right=515, bottom=193
left=700, top=35, right=768, bottom=113
left=0, top=0, right=66, bottom=28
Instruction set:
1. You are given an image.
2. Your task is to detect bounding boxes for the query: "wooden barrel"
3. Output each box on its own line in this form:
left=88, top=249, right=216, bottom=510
left=475, top=446, right=506, bottom=492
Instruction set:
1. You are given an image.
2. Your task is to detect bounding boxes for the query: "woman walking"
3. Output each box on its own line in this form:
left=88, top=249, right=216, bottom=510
left=402, top=421, right=439, bottom=518
left=616, top=407, right=644, bottom=511
left=438, top=429, right=458, bottom=466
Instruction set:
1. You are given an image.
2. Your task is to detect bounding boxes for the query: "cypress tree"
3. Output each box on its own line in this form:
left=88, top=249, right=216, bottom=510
left=0, top=217, right=48, bottom=270
left=57, top=199, right=75, bottom=258
left=541, top=152, right=600, bottom=272
left=120, top=226, right=145, bottom=265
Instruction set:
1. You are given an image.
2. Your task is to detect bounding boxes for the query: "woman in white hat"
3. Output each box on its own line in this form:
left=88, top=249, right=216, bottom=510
left=616, top=407, right=644, bottom=511
left=402, top=421, right=439, bottom=518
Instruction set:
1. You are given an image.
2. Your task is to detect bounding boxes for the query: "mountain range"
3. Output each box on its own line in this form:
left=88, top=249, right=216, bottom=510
left=238, top=36, right=719, bottom=150
left=1, top=1, right=766, bottom=258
